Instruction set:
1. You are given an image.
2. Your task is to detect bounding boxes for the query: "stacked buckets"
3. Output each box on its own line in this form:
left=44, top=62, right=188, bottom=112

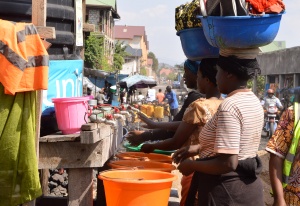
left=99, top=152, right=177, bottom=206
left=52, top=97, right=89, bottom=134
left=99, top=170, right=177, bottom=206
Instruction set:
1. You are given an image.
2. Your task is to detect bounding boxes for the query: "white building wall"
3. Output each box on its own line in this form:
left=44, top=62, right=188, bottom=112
left=120, top=60, right=137, bottom=75
left=130, top=37, right=141, bottom=49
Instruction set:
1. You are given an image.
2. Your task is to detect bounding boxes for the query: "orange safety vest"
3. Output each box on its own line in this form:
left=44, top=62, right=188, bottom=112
left=0, top=20, right=49, bottom=95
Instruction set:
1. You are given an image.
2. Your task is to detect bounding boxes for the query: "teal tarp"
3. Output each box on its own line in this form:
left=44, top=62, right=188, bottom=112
left=119, top=74, right=157, bottom=88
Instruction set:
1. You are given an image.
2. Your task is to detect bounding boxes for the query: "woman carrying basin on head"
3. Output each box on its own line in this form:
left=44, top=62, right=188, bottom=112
left=173, top=53, right=265, bottom=206
left=141, top=58, right=222, bottom=206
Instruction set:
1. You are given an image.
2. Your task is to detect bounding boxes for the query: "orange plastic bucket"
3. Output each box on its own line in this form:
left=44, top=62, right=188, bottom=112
left=108, top=160, right=176, bottom=173
left=98, top=170, right=177, bottom=206
left=115, top=152, right=172, bottom=163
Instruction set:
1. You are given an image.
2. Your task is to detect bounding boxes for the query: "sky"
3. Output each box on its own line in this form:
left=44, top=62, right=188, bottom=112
left=116, top=1, right=299, bottom=66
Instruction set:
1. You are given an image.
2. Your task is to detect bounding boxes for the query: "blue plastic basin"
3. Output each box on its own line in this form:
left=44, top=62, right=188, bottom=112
left=177, top=27, right=219, bottom=61
left=198, top=13, right=284, bottom=49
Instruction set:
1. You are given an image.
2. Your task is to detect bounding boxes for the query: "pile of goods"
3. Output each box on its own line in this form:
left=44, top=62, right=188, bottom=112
left=175, top=0, right=202, bottom=32
left=87, top=103, right=132, bottom=124
left=127, top=103, right=170, bottom=120
left=176, top=0, right=285, bottom=60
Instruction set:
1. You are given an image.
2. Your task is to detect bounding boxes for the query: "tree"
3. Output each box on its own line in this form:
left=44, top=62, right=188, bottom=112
left=175, top=63, right=184, bottom=72
left=113, top=41, right=129, bottom=71
left=140, top=66, right=147, bottom=75
left=247, top=75, right=265, bottom=96
left=84, top=35, right=103, bottom=69
left=167, top=72, right=177, bottom=81
left=148, top=52, right=159, bottom=72
left=160, top=72, right=167, bottom=78
left=84, top=35, right=112, bottom=71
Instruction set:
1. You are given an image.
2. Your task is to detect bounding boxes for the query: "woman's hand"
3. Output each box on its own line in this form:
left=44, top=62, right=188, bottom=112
left=140, top=144, right=155, bottom=153
left=172, top=145, right=200, bottom=164
left=177, top=159, right=195, bottom=176
left=126, top=130, right=145, bottom=146
left=138, top=112, right=157, bottom=129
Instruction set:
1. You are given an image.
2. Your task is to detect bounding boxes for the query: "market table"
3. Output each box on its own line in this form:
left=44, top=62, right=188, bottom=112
left=38, top=122, right=122, bottom=206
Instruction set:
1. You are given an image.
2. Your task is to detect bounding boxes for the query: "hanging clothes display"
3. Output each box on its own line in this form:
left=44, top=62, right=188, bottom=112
left=0, top=20, right=49, bottom=95
left=0, top=20, right=49, bottom=205
left=175, top=0, right=202, bottom=32
left=0, top=84, right=42, bottom=205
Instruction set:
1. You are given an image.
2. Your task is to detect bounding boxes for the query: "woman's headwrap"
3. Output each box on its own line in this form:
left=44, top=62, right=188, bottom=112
left=217, top=55, right=261, bottom=81
left=184, top=59, right=200, bottom=75
left=199, top=58, right=218, bottom=86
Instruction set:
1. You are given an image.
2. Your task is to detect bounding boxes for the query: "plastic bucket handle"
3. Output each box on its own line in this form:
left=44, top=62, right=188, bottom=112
left=84, top=100, right=90, bottom=123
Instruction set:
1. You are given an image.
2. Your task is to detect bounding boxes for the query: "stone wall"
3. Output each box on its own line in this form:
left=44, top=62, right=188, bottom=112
left=258, top=46, right=300, bottom=75
left=88, top=9, right=99, bottom=31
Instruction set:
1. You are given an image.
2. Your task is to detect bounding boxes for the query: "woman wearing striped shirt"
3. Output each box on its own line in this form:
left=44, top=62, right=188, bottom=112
left=141, top=58, right=222, bottom=206
left=173, top=54, right=264, bottom=206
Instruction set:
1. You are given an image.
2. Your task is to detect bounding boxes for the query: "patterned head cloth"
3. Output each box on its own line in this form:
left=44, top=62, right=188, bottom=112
left=184, top=59, right=201, bottom=75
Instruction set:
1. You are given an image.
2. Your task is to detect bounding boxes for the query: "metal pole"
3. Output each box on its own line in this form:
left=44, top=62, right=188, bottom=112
left=94, top=77, right=97, bottom=96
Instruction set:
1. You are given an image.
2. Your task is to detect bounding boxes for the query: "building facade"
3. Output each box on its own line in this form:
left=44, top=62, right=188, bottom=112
left=86, top=0, right=120, bottom=63
left=114, top=25, right=149, bottom=75
left=257, top=46, right=300, bottom=94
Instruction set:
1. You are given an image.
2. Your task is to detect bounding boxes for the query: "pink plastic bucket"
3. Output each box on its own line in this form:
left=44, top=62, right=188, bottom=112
left=52, top=97, right=89, bottom=134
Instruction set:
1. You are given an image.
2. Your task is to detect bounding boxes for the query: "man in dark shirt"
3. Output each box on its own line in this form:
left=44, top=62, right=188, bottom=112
left=106, top=83, right=113, bottom=104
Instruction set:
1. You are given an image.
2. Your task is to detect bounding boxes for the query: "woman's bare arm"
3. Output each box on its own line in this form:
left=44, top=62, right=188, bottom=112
left=269, top=154, right=286, bottom=206
left=141, top=122, right=197, bottom=152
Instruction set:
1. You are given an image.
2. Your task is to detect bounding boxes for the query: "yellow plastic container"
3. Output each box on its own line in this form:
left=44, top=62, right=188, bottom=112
left=133, top=111, right=139, bottom=123
left=164, top=105, right=170, bottom=116
left=140, top=104, right=148, bottom=115
left=98, top=170, right=177, bottom=206
left=154, top=106, right=164, bottom=119
left=146, top=105, right=155, bottom=117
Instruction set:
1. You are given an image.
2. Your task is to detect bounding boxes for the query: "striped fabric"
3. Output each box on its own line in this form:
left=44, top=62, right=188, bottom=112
left=198, top=90, right=264, bottom=160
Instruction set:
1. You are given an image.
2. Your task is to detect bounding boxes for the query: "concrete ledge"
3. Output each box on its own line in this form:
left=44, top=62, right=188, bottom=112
left=169, top=188, right=180, bottom=206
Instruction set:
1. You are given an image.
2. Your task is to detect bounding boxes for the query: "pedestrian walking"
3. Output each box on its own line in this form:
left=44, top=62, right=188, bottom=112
left=165, top=85, right=179, bottom=121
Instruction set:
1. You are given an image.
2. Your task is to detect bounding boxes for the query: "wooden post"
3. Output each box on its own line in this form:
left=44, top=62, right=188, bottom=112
left=81, top=0, right=86, bottom=60
left=26, top=1, right=47, bottom=206
left=68, top=169, right=94, bottom=206
left=32, top=0, right=47, bottom=163
left=32, top=0, right=47, bottom=26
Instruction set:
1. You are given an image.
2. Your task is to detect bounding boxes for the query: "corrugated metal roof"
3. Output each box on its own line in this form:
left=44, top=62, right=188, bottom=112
left=114, top=25, right=146, bottom=39
left=114, top=25, right=148, bottom=49
left=125, top=45, right=142, bottom=57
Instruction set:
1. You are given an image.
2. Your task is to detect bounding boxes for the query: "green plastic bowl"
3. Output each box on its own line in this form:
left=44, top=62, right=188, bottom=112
left=123, top=142, right=175, bottom=155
